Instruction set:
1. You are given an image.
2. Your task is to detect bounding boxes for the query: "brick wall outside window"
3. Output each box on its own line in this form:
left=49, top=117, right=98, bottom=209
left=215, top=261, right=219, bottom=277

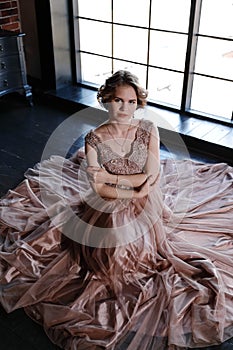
left=0, top=0, right=21, bottom=32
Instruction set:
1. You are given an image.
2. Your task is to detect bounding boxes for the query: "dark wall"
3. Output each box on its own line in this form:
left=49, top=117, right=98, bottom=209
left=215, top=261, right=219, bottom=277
left=18, top=0, right=72, bottom=91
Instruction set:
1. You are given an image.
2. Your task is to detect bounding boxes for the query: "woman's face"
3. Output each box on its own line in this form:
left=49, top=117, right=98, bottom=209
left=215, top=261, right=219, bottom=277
left=107, top=85, right=137, bottom=123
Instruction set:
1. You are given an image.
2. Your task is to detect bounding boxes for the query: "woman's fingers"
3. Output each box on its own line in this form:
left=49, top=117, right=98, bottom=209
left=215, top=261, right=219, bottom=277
left=86, top=166, right=100, bottom=174
left=86, top=166, right=107, bottom=183
left=86, top=166, right=99, bottom=183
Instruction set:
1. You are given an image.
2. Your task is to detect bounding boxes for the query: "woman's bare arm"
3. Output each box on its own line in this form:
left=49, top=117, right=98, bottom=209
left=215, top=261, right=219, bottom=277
left=86, top=166, right=147, bottom=188
left=85, top=124, right=160, bottom=199
left=85, top=142, right=146, bottom=198
left=143, top=124, right=160, bottom=185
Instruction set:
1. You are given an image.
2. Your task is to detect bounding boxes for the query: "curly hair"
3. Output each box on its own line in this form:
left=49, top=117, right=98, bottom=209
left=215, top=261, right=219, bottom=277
left=97, top=70, right=148, bottom=108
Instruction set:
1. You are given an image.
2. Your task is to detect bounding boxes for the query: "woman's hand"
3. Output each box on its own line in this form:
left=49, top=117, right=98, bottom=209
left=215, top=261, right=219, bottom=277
left=136, top=175, right=159, bottom=198
left=147, top=173, right=160, bottom=187
left=86, top=166, right=112, bottom=184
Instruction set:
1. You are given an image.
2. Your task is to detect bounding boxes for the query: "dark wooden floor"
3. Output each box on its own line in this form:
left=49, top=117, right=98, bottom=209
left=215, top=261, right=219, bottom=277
left=0, top=92, right=233, bottom=349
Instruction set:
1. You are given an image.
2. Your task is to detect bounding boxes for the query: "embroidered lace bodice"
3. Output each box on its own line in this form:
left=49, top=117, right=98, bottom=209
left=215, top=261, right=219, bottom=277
left=85, top=119, right=153, bottom=175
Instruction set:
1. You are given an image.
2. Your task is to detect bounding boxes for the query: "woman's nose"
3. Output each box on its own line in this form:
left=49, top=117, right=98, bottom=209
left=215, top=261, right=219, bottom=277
left=120, top=102, right=127, bottom=111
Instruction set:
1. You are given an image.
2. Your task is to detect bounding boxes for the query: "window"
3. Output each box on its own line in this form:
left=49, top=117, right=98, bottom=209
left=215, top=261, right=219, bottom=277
left=190, top=0, right=233, bottom=121
left=72, top=0, right=233, bottom=124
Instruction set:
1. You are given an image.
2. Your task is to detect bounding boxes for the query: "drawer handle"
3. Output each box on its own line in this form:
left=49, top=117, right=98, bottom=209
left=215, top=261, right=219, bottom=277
left=1, top=62, right=6, bottom=69
left=3, top=79, right=8, bottom=87
left=0, top=45, right=3, bottom=52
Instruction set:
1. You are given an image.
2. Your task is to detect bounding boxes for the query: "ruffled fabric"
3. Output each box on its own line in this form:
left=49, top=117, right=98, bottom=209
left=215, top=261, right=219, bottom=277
left=0, top=153, right=233, bottom=349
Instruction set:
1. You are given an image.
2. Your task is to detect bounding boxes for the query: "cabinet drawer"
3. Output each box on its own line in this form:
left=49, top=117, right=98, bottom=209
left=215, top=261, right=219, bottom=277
left=0, top=31, right=32, bottom=103
left=0, top=55, right=20, bottom=71
left=0, top=36, right=19, bottom=57
left=0, top=71, right=23, bottom=91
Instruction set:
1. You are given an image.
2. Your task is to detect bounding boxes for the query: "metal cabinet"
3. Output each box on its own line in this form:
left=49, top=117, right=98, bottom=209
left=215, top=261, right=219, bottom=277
left=0, top=30, right=32, bottom=105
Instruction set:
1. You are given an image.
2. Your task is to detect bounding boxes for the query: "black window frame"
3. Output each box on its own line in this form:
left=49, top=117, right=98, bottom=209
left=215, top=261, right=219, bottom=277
left=69, top=0, right=233, bottom=126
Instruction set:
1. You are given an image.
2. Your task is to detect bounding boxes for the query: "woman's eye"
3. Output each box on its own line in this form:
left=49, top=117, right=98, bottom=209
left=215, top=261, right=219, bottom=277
left=129, top=100, right=136, bottom=104
left=114, top=98, right=122, bottom=103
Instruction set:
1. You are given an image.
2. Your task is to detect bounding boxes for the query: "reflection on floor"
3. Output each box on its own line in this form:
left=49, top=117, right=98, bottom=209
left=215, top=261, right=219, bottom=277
left=0, top=93, right=232, bottom=349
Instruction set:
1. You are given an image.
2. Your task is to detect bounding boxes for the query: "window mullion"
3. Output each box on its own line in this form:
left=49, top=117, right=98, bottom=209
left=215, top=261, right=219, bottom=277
left=181, top=0, right=202, bottom=112
left=72, top=0, right=82, bottom=82
left=111, top=0, right=114, bottom=74
left=145, top=0, right=152, bottom=89
left=68, top=0, right=77, bottom=84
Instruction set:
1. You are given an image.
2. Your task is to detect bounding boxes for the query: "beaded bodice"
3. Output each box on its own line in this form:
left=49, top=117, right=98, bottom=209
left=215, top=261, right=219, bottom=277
left=85, top=119, right=153, bottom=175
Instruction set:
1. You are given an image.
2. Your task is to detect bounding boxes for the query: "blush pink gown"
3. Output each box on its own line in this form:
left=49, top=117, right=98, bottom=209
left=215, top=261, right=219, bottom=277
left=0, top=119, right=233, bottom=349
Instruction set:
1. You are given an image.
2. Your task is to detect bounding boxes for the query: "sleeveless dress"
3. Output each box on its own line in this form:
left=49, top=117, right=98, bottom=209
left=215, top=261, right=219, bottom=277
left=0, top=119, right=233, bottom=350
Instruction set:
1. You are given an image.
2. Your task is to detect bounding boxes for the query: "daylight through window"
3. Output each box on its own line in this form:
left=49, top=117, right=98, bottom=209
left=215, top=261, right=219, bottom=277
left=72, top=0, right=233, bottom=123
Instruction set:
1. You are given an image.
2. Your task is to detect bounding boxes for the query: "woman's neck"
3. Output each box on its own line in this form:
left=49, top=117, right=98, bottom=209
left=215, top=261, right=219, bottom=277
left=107, top=118, right=133, bottom=134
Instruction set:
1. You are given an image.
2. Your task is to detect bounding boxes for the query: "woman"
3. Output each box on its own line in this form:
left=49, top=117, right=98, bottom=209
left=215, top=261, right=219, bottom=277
left=86, top=70, right=160, bottom=199
left=0, top=70, right=233, bottom=350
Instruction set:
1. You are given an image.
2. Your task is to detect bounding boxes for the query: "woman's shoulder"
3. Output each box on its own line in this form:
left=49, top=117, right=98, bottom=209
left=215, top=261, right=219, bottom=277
left=85, top=123, right=108, bottom=147
left=137, top=118, right=155, bottom=131
left=93, top=123, right=108, bottom=136
left=85, top=129, right=100, bottom=148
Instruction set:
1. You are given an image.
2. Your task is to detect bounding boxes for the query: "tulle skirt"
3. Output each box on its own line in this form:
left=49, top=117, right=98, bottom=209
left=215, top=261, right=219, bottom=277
left=0, top=154, right=233, bottom=349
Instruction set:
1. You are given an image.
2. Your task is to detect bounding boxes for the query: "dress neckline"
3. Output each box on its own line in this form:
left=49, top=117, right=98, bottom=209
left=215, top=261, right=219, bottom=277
left=91, top=119, right=143, bottom=158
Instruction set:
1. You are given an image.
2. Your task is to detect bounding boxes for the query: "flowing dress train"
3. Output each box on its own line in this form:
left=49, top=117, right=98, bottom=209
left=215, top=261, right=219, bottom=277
left=0, top=119, right=233, bottom=349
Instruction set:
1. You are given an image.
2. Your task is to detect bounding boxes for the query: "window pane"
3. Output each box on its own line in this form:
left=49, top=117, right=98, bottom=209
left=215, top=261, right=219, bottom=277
left=76, top=0, right=111, bottom=21
left=114, top=0, right=150, bottom=27
left=151, top=0, right=191, bottom=33
left=113, top=60, right=147, bottom=88
left=199, top=0, right=233, bottom=38
left=191, top=76, right=233, bottom=121
left=149, top=31, right=187, bottom=71
left=79, top=53, right=112, bottom=85
left=148, top=68, right=183, bottom=108
left=79, top=19, right=111, bottom=56
left=195, top=37, right=233, bottom=80
left=114, top=25, right=148, bottom=64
